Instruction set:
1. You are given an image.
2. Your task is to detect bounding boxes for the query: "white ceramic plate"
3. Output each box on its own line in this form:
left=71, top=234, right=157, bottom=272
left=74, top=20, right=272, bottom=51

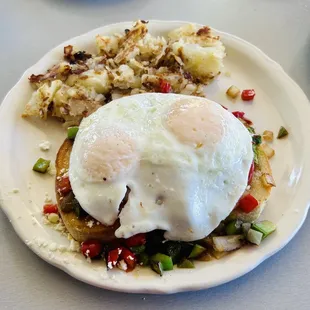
left=0, top=20, right=310, bottom=294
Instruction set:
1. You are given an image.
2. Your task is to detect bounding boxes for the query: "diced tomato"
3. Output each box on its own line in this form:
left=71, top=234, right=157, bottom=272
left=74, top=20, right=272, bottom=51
left=125, top=233, right=146, bottom=247
left=43, top=204, right=58, bottom=214
left=159, top=79, right=172, bottom=93
left=57, top=175, right=71, bottom=196
left=81, top=240, right=103, bottom=259
left=232, top=111, right=245, bottom=118
left=120, top=248, right=137, bottom=272
left=241, top=89, right=256, bottom=101
left=232, top=111, right=253, bottom=125
left=238, top=194, right=259, bottom=213
left=107, top=247, right=122, bottom=269
left=248, top=161, right=255, bottom=185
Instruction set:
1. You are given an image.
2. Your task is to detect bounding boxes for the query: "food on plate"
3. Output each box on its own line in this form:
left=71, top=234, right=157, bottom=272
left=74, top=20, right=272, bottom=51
left=226, top=85, right=240, bottom=99
left=33, top=158, right=51, bottom=173
left=262, top=130, right=274, bottom=142
left=52, top=93, right=276, bottom=275
left=277, top=126, right=288, bottom=139
left=241, top=89, right=256, bottom=101
left=22, top=20, right=226, bottom=126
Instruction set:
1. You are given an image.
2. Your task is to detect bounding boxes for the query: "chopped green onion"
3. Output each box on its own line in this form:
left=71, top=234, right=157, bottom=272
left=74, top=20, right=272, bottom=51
left=32, top=158, right=51, bottom=173
left=150, top=261, right=164, bottom=276
left=177, top=258, right=195, bottom=269
left=151, top=253, right=173, bottom=271
left=188, top=244, right=206, bottom=258
left=67, top=126, right=79, bottom=139
left=225, top=220, right=242, bottom=235
left=252, top=221, right=276, bottom=239
left=247, top=229, right=263, bottom=245
left=277, top=126, right=288, bottom=139
left=130, top=245, right=146, bottom=254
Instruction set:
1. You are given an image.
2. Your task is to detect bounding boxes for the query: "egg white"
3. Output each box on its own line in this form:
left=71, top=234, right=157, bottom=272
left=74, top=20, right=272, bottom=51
left=69, top=93, right=253, bottom=241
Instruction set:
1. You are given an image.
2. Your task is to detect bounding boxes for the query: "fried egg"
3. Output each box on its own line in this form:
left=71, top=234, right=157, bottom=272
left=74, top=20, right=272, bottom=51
left=69, top=93, right=253, bottom=241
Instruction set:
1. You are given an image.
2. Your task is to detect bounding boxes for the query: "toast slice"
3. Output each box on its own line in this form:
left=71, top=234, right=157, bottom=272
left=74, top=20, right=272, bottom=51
left=55, top=139, right=119, bottom=242
left=229, top=145, right=274, bottom=222
left=55, top=139, right=274, bottom=242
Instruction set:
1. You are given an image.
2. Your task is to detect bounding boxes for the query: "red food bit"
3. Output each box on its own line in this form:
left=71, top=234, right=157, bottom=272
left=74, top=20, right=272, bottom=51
left=241, top=89, right=256, bottom=101
left=248, top=161, right=255, bottom=185
left=81, top=240, right=103, bottom=259
left=159, top=79, right=172, bottom=93
left=107, top=247, right=137, bottom=272
left=238, top=194, right=259, bottom=213
left=43, top=204, right=58, bottom=214
left=232, top=111, right=253, bottom=125
left=57, top=175, right=71, bottom=196
left=125, top=233, right=146, bottom=247
left=107, top=247, right=122, bottom=269
left=120, top=247, right=137, bottom=272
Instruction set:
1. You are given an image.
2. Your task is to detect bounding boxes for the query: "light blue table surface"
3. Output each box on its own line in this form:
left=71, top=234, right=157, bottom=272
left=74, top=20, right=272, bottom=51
left=1, top=1, right=309, bottom=309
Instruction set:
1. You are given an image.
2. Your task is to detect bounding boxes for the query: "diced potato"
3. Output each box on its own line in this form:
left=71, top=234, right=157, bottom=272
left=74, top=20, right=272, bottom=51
left=263, top=130, right=274, bottom=142
left=226, top=85, right=240, bottom=99
left=261, top=173, right=276, bottom=188
left=261, top=143, right=275, bottom=159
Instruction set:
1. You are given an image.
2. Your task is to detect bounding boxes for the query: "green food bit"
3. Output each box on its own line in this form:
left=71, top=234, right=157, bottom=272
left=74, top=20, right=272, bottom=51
left=130, top=245, right=146, bottom=254
left=138, top=252, right=149, bottom=266
left=150, top=261, right=163, bottom=276
left=277, top=126, right=288, bottom=139
left=252, top=134, right=262, bottom=145
left=32, top=158, right=51, bottom=173
left=247, top=127, right=256, bottom=134
left=225, top=220, right=242, bottom=235
left=151, top=253, right=173, bottom=271
left=247, top=229, right=263, bottom=245
left=165, top=242, right=182, bottom=263
left=67, top=126, right=79, bottom=139
left=177, top=258, right=195, bottom=269
left=253, top=145, right=259, bottom=165
left=188, top=244, right=206, bottom=259
left=252, top=220, right=276, bottom=239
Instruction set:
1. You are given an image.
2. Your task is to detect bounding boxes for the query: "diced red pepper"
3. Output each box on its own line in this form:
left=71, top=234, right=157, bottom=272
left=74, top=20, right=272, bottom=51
left=43, top=204, right=58, bottom=214
left=232, top=111, right=253, bottom=125
left=81, top=240, right=103, bottom=259
left=120, top=248, right=137, bottom=272
left=107, top=247, right=122, bottom=269
left=125, top=233, right=146, bottom=247
left=57, top=175, right=71, bottom=196
left=238, top=194, right=259, bottom=213
left=248, top=161, right=255, bottom=185
left=241, top=89, right=256, bottom=101
left=107, top=247, right=137, bottom=272
left=159, top=79, right=172, bottom=93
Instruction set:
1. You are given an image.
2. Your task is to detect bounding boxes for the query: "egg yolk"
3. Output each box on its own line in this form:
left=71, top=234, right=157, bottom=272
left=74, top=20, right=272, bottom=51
left=81, top=129, right=138, bottom=182
left=166, top=98, right=224, bottom=148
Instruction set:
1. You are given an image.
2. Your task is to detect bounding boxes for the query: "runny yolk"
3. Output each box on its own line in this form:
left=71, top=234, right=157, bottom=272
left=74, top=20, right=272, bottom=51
left=165, top=98, right=224, bottom=148
left=81, top=128, right=138, bottom=182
